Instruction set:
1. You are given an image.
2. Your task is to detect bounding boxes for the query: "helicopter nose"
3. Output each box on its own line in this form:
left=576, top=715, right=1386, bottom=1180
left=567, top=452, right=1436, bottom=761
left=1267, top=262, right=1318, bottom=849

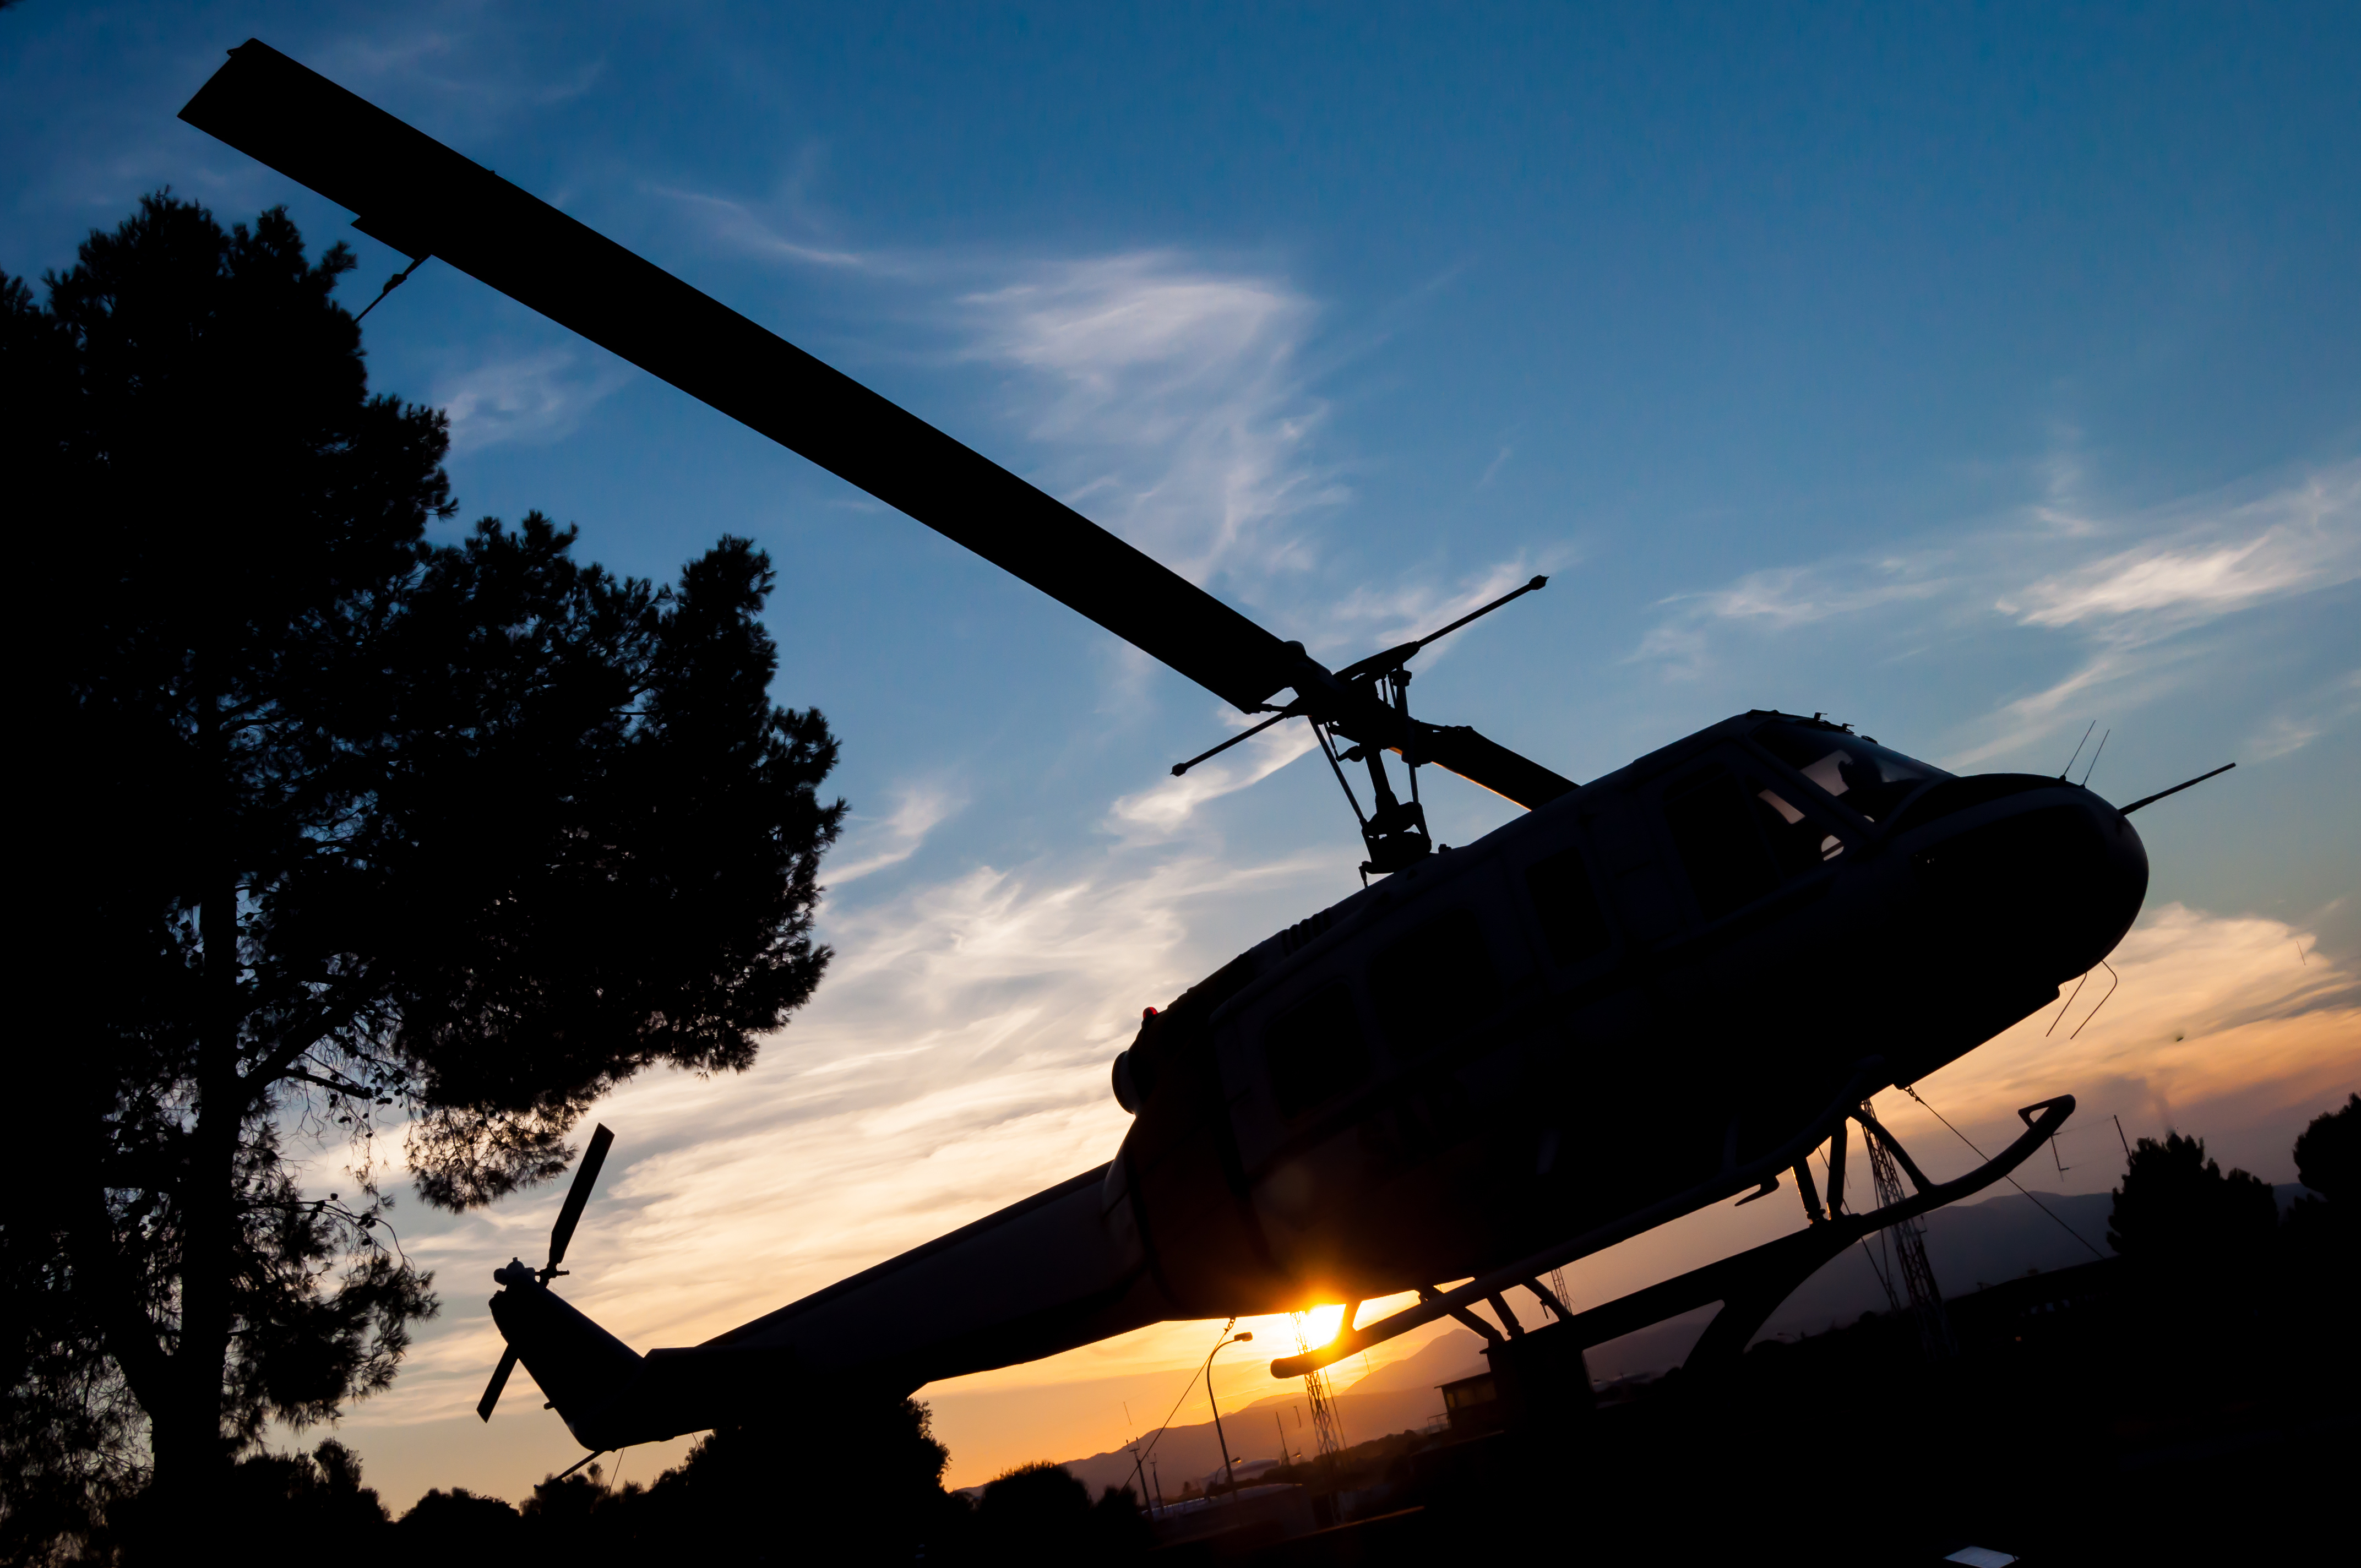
left=1909, top=785, right=2149, bottom=984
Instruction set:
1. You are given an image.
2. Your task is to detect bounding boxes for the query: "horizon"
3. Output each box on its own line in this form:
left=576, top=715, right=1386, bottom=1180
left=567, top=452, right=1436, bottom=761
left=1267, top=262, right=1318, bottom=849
left=6, top=0, right=2354, bottom=1510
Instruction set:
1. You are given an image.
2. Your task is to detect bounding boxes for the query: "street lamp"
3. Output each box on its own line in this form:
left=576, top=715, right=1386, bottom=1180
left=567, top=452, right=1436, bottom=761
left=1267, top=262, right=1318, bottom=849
left=1203, top=1329, right=1254, bottom=1501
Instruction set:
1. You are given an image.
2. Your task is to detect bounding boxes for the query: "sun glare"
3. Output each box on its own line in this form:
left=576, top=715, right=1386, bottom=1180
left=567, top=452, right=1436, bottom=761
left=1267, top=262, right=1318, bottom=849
left=1297, top=1303, right=1348, bottom=1347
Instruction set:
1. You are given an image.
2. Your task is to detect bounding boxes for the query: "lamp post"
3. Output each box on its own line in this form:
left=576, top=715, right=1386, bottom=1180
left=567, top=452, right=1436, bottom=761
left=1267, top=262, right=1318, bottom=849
left=1203, top=1329, right=1253, bottom=1501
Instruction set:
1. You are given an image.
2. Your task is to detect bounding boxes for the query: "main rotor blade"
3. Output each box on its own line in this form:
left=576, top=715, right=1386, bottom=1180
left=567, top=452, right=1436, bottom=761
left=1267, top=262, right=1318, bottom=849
left=178, top=41, right=1300, bottom=715
left=547, top=1123, right=615, bottom=1272
left=476, top=1346, right=520, bottom=1423
left=179, top=41, right=1577, bottom=808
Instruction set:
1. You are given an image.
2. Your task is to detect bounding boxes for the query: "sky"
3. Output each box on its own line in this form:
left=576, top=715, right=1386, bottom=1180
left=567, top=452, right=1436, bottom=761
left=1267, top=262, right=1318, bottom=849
left=7, top=0, right=2357, bottom=1506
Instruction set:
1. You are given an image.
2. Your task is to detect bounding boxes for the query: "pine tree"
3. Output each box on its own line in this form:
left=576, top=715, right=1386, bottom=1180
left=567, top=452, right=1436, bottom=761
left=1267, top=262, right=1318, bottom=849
left=4, top=195, right=844, bottom=1553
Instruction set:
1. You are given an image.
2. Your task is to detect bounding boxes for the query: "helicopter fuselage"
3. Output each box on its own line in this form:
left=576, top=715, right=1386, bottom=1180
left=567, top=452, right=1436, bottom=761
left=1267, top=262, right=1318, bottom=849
left=534, top=709, right=2145, bottom=1449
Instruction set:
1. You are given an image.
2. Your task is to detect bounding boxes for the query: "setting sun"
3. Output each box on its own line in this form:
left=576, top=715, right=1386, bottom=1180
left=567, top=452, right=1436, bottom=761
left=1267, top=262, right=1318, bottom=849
left=1294, top=1303, right=1348, bottom=1348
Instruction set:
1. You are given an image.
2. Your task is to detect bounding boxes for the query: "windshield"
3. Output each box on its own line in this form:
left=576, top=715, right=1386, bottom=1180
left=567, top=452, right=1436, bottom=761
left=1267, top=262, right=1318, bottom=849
left=1751, top=721, right=1948, bottom=823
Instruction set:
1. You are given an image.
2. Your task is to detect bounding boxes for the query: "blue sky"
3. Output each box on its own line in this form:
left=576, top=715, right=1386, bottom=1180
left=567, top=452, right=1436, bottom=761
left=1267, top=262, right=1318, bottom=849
left=9, top=0, right=2357, bottom=1501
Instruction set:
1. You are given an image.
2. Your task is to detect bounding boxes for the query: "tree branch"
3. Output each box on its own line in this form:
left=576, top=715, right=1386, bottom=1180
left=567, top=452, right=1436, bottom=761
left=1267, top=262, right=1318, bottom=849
left=281, top=1065, right=378, bottom=1099
left=239, top=977, right=378, bottom=1099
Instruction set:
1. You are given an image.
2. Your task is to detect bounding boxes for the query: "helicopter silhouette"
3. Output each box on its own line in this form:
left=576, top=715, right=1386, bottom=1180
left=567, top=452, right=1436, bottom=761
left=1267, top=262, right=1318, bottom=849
left=181, top=41, right=2218, bottom=1458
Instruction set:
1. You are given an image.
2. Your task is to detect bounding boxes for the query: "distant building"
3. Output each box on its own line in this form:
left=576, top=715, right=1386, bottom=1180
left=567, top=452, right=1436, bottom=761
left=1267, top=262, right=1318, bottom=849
left=1438, top=1373, right=1503, bottom=1433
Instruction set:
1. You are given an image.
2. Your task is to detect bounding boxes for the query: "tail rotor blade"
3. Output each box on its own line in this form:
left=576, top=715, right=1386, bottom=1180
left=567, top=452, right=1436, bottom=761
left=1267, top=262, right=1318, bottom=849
left=546, top=1123, right=615, bottom=1272
left=477, top=1346, right=520, bottom=1423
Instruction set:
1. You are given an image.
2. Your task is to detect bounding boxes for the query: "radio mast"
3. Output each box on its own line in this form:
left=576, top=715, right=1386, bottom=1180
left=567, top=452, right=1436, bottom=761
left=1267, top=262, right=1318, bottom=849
left=1859, top=1103, right=1956, bottom=1358
left=1292, top=1312, right=1349, bottom=1461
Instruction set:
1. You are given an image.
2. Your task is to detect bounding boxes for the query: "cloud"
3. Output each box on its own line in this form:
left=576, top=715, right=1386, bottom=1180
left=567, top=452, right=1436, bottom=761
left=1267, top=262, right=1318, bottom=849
left=1952, top=471, right=2358, bottom=763
left=1689, top=559, right=1951, bottom=631
left=1109, top=721, right=1321, bottom=837
left=433, top=350, right=630, bottom=451
left=1630, top=461, right=2361, bottom=758
left=1872, top=902, right=2358, bottom=1181
left=2001, top=469, right=2361, bottom=631
left=825, top=785, right=963, bottom=885
left=960, top=253, right=1346, bottom=587
left=646, top=185, right=867, bottom=270
left=1632, top=556, right=1950, bottom=676
left=2245, top=669, right=2361, bottom=762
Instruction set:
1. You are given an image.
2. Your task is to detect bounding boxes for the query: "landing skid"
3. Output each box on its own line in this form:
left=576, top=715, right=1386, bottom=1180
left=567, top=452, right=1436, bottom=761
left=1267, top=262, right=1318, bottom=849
left=1543, top=1095, right=2072, bottom=1374
left=1274, top=1082, right=2073, bottom=1381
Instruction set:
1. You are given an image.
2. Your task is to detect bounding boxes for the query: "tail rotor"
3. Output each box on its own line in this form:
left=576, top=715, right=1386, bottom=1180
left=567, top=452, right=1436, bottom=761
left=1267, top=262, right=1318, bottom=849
left=477, top=1123, right=616, bottom=1422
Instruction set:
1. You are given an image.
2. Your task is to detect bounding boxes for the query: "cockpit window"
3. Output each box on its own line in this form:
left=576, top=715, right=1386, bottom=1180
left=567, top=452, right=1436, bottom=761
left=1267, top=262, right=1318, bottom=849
left=1754, top=782, right=1846, bottom=871
left=1753, top=722, right=1947, bottom=823
left=1662, top=762, right=1846, bottom=922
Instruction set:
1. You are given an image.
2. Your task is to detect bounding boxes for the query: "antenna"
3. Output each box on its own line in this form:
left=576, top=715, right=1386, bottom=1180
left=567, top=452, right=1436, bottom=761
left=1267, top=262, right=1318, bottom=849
left=2118, top=762, right=2234, bottom=815
left=2069, top=960, right=2119, bottom=1039
left=2058, top=721, right=2097, bottom=780
left=2079, top=728, right=2109, bottom=788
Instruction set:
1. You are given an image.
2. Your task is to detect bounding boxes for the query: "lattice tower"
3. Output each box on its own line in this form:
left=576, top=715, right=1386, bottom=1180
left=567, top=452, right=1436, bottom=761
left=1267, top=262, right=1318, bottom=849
left=1859, top=1103, right=1957, bottom=1358
left=1292, top=1313, right=1348, bottom=1461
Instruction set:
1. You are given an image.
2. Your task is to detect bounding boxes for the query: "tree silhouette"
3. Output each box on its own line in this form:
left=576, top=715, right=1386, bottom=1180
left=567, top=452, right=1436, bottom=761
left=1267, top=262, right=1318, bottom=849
left=2285, top=1093, right=2355, bottom=1271
left=3, top=194, right=842, bottom=1552
left=974, top=1462, right=1153, bottom=1565
left=2107, top=1131, right=2276, bottom=1260
left=394, top=1485, right=521, bottom=1564
left=215, top=1440, right=390, bottom=1543
left=2293, top=1093, right=2355, bottom=1200
left=614, top=1397, right=969, bottom=1563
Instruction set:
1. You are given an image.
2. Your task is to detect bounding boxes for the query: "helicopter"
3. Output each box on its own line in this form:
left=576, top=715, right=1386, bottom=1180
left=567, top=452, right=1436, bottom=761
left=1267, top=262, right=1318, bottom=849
left=180, top=40, right=2219, bottom=1458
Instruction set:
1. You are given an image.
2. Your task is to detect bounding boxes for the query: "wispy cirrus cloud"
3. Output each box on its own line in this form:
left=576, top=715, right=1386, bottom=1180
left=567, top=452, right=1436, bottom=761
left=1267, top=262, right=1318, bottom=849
left=2244, top=669, right=2361, bottom=763
left=1108, top=721, right=1321, bottom=839
left=1876, top=901, right=2359, bottom=1181
left=2001, top=469, right=2361, bottom=631
left=646, top=184, right=868, bottom=270
left=1632, top=554, right=1951, bottom=676
left=638, top=211, right=1356, bottom=634
left=1960, top=465, right=2361, bottom=762
left=824, top=785, right=964, bottom=885
left=960, top=252, right=1347, bottom=588
left=1631, top=459, right=2361, bottom=760
left=433, top=349, right=630, bottom=451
